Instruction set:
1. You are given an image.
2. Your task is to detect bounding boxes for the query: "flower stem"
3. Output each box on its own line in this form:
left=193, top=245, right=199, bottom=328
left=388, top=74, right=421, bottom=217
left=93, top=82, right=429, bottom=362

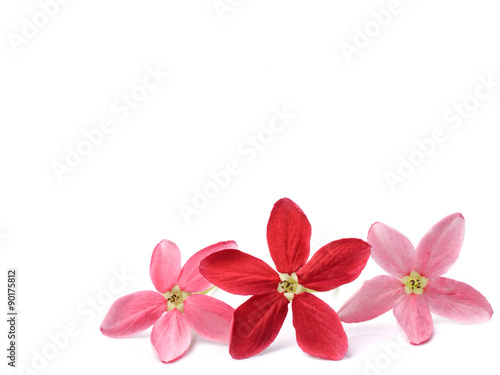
left=198, top=286, right=216, bottom=295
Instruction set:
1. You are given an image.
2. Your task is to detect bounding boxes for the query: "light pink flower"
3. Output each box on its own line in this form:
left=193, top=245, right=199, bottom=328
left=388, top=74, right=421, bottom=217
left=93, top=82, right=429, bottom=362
left=101, top=240, right=236, bottom=362
left=338, top=213, right=493, bottom=344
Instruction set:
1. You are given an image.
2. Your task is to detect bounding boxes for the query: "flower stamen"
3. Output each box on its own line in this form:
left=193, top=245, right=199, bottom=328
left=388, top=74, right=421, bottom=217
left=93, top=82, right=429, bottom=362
left=163, top=285, right=191, bottom=312
left=401, top=271, right=428, bottom=295
left=277, top=273, right=305, bottom=301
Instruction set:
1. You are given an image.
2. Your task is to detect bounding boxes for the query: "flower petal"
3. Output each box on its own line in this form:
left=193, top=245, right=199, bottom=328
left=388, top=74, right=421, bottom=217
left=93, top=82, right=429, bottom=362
left=150, top=240, right=182, bottom=293
left=100, top=291, right=166, bottom=338
left=184, top=294, right=234, bottom=343
left=393, top=294, right=433, bottom=344
left=368, top=223, right=416, bottom=277
left=200, top=250, right=279, bottom=295
left=230, top=292, right=289, bottom=359
left=296, top=238, right=371, bottom=291
left=338, top=275, right=405, bottom=323
left=423, top=277, right=493, bottom=323
left=266, top=198, right=311, bottom=273
left=415, top=213, right=465, bottom=278
left=178, top=240, right=237, bottom=293
left=151, top=309, right=191, bottom=363
left=292, top=293, right=348, bottom=360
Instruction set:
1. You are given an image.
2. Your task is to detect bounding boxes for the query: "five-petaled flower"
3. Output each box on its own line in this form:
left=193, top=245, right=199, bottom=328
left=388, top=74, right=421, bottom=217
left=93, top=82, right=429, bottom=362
left=101, top=240, right=236, bottom=362
left=199, top=198, right=372, bottom=360
left=338, top=213, right=493, bottom=344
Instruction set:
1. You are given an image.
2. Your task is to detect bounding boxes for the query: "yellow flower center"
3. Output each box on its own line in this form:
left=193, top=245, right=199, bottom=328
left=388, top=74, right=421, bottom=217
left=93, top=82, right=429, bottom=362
left=401, top=271, right=428, bottom=295
left=163, top=285, right=191, bottom=313
left=277, top=273, right=305, bottom=301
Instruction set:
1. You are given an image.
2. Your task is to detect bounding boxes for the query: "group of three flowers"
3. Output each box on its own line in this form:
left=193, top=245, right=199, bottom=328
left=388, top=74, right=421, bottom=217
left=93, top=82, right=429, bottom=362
left=101, top=198, right=493, bottom=362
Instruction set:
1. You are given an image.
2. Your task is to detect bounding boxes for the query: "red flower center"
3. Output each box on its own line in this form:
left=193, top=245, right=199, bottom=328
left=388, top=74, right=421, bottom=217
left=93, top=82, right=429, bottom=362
left=277, top=273, right=305, bottom=301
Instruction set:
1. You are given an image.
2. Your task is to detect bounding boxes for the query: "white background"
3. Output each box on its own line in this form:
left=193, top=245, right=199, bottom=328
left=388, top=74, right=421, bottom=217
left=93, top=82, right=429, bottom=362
left=1, top=1, right=499, bottom=374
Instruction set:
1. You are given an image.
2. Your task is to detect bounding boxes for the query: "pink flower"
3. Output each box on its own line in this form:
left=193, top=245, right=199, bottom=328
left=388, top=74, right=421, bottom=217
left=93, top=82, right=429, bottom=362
left=100, top=240, right=236, bottom=362
left=199, top=198, right=372, bottom=360
left=338, top=213, right=493, bottom=344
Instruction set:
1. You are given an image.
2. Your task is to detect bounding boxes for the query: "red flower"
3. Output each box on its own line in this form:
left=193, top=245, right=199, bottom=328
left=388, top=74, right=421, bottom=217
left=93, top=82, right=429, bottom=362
left=200, top=198, right=371, bottom=359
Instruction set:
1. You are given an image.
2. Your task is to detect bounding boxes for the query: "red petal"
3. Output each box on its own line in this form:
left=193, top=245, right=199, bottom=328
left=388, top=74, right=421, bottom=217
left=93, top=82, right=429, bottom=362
left=266, top=198, right=311, bottom=273
left=415, top=213, right=465, bottom=278
left=199, top=250, right=279, bottom=295
left=296, top=238, right=371, bottom=291
left=393, top=294, right=433, bottom=344
left=184, top=294, right=234, bottom=343
left=230, top=292, right=289, bottom=359
left=178, top=240, right=237, bottom=293
left=100, top=291, right=166, bottom=338
left=150, top=240, right=182, bottom=293
left=151, top=309, right=191, bottom=363
left=292, top=293, right=348, bottom=360
left=338, top=275, right=405, bottom=323
left=424, top=277, right=493, bottom=323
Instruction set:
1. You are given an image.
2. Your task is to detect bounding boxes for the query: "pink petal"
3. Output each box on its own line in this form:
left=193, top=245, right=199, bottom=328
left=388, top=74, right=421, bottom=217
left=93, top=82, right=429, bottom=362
left=230, top=292, right=289, bottom=359
left=184, top=294, right=234, bottom=343
left=393, top=294, right=433, bottom=344
left=424, top=277, right=493, bottom=323
left=178, top=240, right=237, bottom=293
left=150, top=240, right=182, bottom=293
left=296, top=238, right=371, bottom=291
left=415, top=213, right=465, bottom=278
left=292, top=293, right=348, bottom=360
left=151, top=309, right=191, bottom=363
left=200, top=250, right=279, bottom=295
left=100, top=291, right=166, bottom=338
left=266, top=198, right=311, bottom=273
left=368, top=223, right=416, bottom=277
left=338, top=275, right=405, bottom=323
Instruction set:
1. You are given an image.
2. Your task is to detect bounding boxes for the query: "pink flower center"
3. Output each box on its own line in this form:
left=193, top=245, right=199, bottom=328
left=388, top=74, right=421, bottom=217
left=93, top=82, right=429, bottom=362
left=163, top=285, right=191, bottom=312
left=401, top=271, right=428, bottom=295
